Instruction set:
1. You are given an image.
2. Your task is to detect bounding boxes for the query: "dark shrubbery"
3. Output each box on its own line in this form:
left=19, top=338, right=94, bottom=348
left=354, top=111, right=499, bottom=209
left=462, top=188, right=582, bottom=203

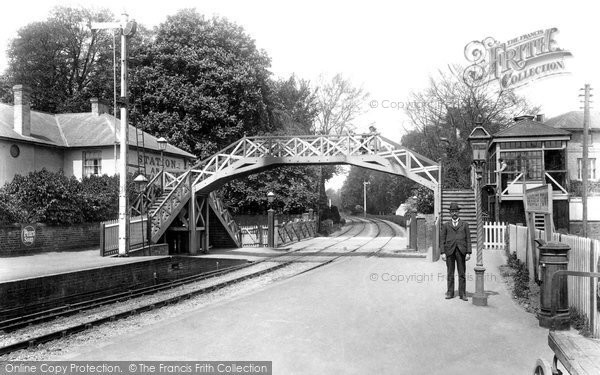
left=319, top=205, right=341, bottom=224
left=0, top=170, right=124, bottom=225
left=507, top=252, right=530, bottom=299
left=570, top=307, right=593, bottom=337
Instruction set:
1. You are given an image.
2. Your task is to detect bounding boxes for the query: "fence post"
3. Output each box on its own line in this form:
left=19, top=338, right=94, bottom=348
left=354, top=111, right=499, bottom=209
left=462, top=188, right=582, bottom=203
left=99, top=223, right=105, bottom=256
left=274, top=220, right=279, bottom=247
left=267, top=209, right=275, bottom=247
left=258, top=225, right=263, bottom=247
left=590, top=240, right=596, bottom=336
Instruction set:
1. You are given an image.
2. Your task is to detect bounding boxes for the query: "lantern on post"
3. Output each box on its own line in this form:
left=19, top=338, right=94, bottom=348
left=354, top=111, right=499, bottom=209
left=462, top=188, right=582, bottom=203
left=156, top=137, right=167, bottom=189
left=467, top=122, right=492, bottom=306
left=266, top=191, right=275, bottom=247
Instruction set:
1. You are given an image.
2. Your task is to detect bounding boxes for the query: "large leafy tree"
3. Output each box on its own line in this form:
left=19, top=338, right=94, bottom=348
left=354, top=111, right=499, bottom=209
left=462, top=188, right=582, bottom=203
left=1, top=6, right=117, bottom=113
left=130, top=9, right=274, bottom=159
left=220, top=75, right=320, bottom=214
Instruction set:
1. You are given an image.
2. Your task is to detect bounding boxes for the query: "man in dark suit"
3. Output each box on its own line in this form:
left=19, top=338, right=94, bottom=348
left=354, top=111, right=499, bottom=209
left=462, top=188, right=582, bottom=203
left=440, top=202, right=472, bottom=300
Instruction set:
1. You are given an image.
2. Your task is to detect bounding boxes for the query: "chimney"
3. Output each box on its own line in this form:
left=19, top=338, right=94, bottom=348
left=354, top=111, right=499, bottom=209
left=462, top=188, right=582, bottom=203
left=514, top=115, right=535, bottom=122
left=90, top=98, right=110, bottom=116
left=535, top=114, right=545, bottom=122
left=13, top=85, right=31, bottom=136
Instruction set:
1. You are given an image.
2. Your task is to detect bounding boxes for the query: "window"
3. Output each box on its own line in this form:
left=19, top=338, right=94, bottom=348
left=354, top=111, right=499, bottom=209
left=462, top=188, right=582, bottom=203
left=577, top=158, right=597, bottom=180
left=501, top=151, right=543, bottom=180
left=83, top=151, right=102, bottom=177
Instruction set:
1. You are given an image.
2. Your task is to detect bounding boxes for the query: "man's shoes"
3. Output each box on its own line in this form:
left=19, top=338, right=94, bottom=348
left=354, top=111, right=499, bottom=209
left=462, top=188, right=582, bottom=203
left=445, top=294, right=454, bottom=299
left=459, top=295, right=468, bottom=301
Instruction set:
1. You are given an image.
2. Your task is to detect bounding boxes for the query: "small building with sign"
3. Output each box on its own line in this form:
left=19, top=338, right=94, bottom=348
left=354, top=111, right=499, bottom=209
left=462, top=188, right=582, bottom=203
left=482, top=115, right=572, bottom=230
left=0, top=85, right=196, bottom=186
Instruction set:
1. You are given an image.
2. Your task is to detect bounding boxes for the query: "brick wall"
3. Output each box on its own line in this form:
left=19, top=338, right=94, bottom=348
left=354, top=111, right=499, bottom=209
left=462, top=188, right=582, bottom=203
left=0, top=223, right=100, bottom=257
left=0, top=256, right=247, bottom=320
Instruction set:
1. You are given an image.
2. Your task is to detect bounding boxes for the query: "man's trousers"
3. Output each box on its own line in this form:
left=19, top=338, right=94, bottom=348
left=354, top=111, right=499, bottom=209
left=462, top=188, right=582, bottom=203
left=446, top=249, right=466, bottom=297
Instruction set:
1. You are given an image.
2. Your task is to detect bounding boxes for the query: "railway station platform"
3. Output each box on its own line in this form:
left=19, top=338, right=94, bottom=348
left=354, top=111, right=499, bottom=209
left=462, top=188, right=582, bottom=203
left=0, top=249, right=169, bottom=283
left=0, top=248, right=249, bottom=320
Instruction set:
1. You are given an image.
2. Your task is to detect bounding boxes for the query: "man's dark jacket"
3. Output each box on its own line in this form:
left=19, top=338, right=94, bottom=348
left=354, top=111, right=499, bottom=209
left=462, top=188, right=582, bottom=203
left=440, top=220, right=472, bottom=255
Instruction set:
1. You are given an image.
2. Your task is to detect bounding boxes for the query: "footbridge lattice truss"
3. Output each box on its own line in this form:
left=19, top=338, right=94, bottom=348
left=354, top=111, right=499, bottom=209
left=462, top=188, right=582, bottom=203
left=149, top=134, right=440, bottom=244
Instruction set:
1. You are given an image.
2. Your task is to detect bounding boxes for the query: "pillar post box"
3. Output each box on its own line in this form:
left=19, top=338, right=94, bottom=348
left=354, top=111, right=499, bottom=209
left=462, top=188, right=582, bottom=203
left=538, top=241, right=571, bottom=330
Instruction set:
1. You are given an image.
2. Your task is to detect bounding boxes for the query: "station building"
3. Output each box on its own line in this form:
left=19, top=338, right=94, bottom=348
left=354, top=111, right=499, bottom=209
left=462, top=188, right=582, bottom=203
left=482, top=112, right=600, bottom=236
left=0, top=85, right=196, bottom=187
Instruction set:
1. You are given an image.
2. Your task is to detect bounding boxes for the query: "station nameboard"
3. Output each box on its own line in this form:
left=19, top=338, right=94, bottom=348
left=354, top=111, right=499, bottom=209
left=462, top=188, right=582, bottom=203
left=523, top=184, right=553, bottom=214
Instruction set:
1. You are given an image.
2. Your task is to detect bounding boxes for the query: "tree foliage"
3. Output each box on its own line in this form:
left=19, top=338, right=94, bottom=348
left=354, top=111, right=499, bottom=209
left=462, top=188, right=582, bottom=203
left=0, top=171, right=129, bottom=225
left=130, top=9, right=274, bottom=160
left=402, top=65, right=538, bottom=189
left=1, top=6, right=117, bottom=112
left=340, top=167, right=416, bottom=215
left=314, top=73, right=368, bottom=135
left=221, top=167, right=318, bottom=215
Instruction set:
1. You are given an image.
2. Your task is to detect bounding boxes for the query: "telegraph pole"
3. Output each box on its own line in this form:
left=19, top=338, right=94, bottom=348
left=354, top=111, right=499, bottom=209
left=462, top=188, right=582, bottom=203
left=92, top=13, right=137, bottom=256
left=580, top=84, right=593, bottom=238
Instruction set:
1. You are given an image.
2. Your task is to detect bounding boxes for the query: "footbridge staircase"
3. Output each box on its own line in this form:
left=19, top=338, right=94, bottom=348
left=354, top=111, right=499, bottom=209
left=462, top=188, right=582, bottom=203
left=141, top=134, right=440, bottom=254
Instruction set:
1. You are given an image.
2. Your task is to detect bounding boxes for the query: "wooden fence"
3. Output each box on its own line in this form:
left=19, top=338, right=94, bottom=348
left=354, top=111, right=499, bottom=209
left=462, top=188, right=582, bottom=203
left=507, top=224, right=600, bottom=338
left=276, top=219, right=317, bottom=247
left=484, top=221, right=507, bottom=250
left=240, top=225, right=268, bottom=247
left=100, top=215, right=148, bottom=256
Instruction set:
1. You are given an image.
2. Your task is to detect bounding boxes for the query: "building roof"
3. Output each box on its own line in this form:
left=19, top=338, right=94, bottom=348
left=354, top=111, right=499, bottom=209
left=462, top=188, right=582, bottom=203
left=545, top=111, right=600, bottom=130
left=492, top=119, right=572, bottom=139
left=0, top=103, right=195, bottom=158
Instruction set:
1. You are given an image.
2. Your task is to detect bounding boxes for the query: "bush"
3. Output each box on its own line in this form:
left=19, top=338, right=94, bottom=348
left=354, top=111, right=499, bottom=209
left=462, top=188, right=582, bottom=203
left=0, top=170, right=126, bottom=225
left=80, top=175, right=120, bottom=222
left=330, top=206, right=341, bottom=224
left=570, top=307, right=593, bottom=337
left=507, top=252, right=530, bottom=299
left=1, top=169, right=84, bottom=225
left=415, top=186, right=434, bottom=214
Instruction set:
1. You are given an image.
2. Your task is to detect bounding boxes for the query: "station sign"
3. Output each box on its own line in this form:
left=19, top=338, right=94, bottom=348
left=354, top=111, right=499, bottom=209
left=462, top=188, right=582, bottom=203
left=524, top=184, right=553, bottom=214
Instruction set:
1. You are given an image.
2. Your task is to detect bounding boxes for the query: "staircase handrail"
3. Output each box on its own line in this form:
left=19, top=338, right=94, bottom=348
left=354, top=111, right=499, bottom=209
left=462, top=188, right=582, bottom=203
left=209, top=192, right=241, bottom=238
left=148, top=170, right=191, bottom=222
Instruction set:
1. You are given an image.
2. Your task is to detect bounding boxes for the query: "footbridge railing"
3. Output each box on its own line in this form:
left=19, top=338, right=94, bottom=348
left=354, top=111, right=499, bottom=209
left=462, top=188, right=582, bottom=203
left=148, top=134, right=440, bottom=246
left=185, top=134, right=438, bottom=191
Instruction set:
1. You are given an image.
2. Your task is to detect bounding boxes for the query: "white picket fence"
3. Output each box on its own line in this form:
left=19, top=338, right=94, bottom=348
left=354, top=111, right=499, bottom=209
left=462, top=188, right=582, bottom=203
left=508, top=224, right=600, bottom=338
left=484, top=221, right=506, bottom=250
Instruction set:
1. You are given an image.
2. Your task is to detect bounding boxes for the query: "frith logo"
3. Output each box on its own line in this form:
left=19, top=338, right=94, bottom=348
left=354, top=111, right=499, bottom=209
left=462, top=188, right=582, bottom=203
left=463, top=28, right=572, bottom=89
left=21, top=225, right=35, bottom=246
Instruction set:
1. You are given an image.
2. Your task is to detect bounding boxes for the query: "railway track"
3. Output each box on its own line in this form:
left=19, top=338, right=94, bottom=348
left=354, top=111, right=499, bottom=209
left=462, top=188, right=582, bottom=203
left=0, top=217, right=406, bottom=356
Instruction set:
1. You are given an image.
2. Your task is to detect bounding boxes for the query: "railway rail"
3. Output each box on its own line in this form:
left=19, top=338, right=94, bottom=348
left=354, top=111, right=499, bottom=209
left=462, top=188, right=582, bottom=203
left=0, top=217, right=405, bottom=356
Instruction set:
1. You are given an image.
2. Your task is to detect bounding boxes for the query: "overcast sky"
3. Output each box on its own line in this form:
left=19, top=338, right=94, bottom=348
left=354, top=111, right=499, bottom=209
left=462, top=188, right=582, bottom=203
left=1, top=0, right=597, bottom=188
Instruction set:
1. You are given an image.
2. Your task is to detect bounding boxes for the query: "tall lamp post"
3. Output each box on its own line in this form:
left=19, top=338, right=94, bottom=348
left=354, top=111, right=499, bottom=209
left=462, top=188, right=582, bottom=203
left=157, top=137, right=167, bottom=190
left=267, top=191, right=275, bottom=248
left=363, top=180, right=370, bottom=218
left=468, top=123, right=492, bottom=306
